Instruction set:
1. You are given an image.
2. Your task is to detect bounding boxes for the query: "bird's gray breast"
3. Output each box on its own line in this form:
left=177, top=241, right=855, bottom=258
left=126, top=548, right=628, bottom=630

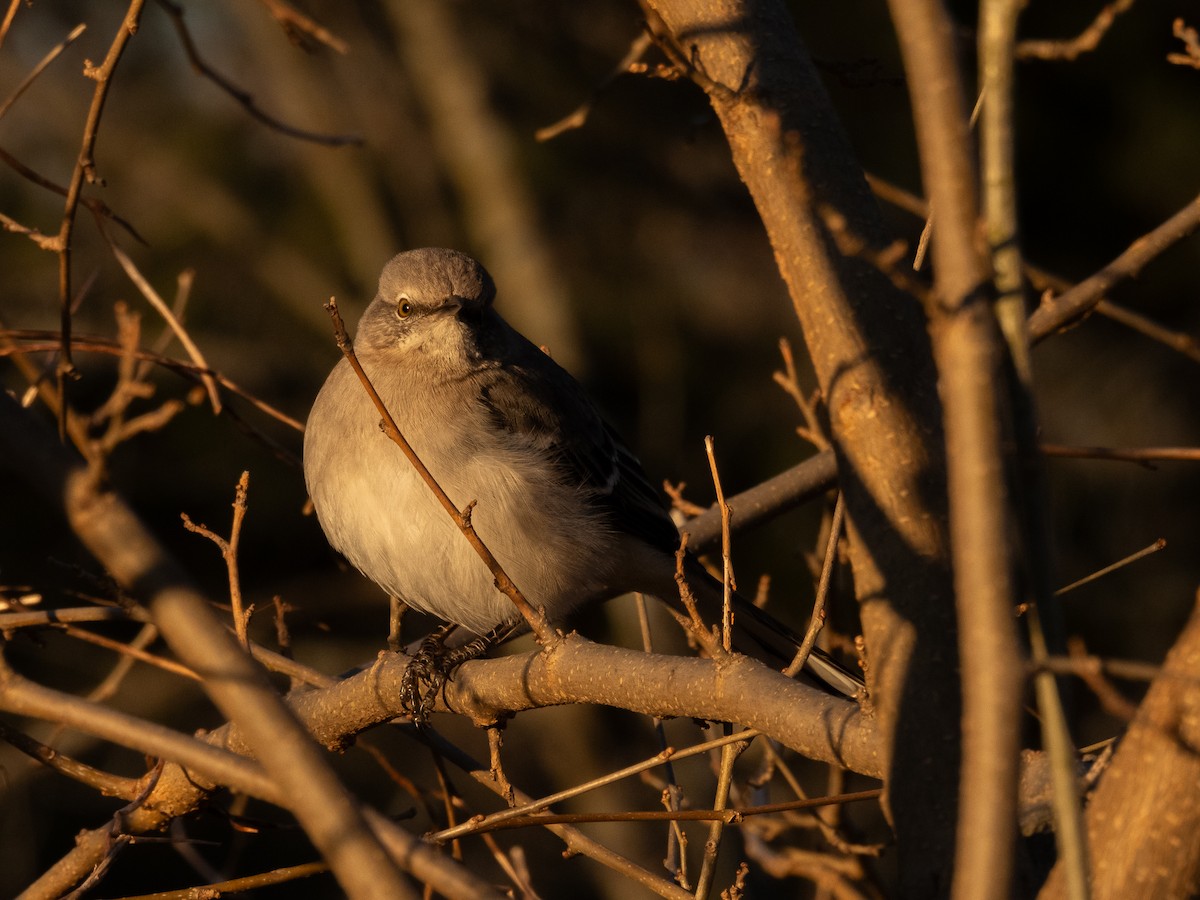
left=303, top=356, right=617, bottom=634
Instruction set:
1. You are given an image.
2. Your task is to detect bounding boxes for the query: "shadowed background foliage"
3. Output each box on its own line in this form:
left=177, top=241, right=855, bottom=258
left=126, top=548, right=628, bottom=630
left=1, top=1, right=1198, bottom=896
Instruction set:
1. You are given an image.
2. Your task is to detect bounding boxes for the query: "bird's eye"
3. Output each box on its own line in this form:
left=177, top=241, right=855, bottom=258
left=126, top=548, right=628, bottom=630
left=396, top=298, right=414, bottom=319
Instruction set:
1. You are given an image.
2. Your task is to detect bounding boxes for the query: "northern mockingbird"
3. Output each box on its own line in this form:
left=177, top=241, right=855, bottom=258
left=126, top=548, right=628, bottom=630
left=304, top=248, right=861, bottom=706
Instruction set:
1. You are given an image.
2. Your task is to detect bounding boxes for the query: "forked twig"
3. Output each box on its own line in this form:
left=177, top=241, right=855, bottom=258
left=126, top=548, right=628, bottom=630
left=102, top=233, right=222, bottom=414
left=1169, top=18, right=1200, bottom=69
left=181, top=471, right=253, bottom=647
left=1015, top=0, right=1137, bottom=61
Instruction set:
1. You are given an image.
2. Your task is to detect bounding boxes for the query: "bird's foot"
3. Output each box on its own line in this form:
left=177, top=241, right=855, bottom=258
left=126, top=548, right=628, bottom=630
left=400, top=625, right=495, bottom=726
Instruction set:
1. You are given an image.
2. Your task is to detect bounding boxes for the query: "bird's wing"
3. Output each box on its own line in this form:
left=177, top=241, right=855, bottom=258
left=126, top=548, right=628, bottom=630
left=474, top=328, right=680, bottom=554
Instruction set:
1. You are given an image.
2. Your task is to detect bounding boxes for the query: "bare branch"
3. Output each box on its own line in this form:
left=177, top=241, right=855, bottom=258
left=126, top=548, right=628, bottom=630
left=1040, top=444, right=1200, bottom=464
left=256, top=0, right=348, bottom=54
left=0, top=328, right=304, bottom=434
left=181, top=471, right=253, bottom=646
left=1029, top=191, right=1200, bottom=340
left=1054, top=538, right=1167, bottom=597
left=1168, top=18, right=1200, bottom=69
left=887, top=2, right=1022, bottom=897
left=0, top=23, right=86, bottom=121
left=157, top=0, right=362, bottom=146
left=0, top=721, right=140, bottom=799
left=1015, top=0, right=1137, bottom=61
left=1041, top=595, right=1200, bottom=897
left=51, top=0, right=147, bottom=392
left=784, top=493, right=844, bottom=679
left=102, top=238, right=222, bottom=414
left=536, top=31, right=654, bottom=141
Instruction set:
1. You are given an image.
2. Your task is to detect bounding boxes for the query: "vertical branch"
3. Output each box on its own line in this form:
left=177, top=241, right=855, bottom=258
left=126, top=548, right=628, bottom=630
left=181, top=471, right=253, bottom=648
left=694, top=732, right=747, bottom=900
left=640, top=1, right=959, bottom=892
left=981, top=4, right=1089, bottom=899
left=1040, top=594, right=1200, bottom=899
left=704, top=435, right=735, bottom=653
left=51, top=0, right=147, bottom=419
left=980, top=0, right=1031, bottom=382
left=784, top=493, right=845, bottom=679
left=887, top=2, right=1023, bottom=899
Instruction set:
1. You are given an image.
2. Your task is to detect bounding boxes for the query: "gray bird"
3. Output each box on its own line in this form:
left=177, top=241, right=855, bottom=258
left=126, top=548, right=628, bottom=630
left=304, top=248, right=861, bottom=701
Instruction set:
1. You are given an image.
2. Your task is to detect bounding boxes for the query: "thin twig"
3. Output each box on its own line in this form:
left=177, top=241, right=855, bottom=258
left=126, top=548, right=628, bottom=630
left=60, top=624, right=200, bottom=681
left=912, top=88, right=986, bottom=272
left=1034, top=654, right=1159, bottom=683
left=444, top=790, right=884, bottom=834
left=867, top=176, right=1200, bottom=366
left=681, top=450, right=839, bottom=553
left=784, top=493, right=845, bottom=679
left=0, top=606, right=147, bottom=629
left=1168, top=18, right=1200, bottom=69
left=633, top=592, right=688, bottom=880
left=1029, top=191, right=1200, bottom=341
left=115, top=861, right=330, bottom=900
left=486, top=725, right=515, bottom=806
left=670, top=536, right=722, bottom=656
left=82, top=622, right=160, bottom=707
left=759, top=741, right=885, bottom=856
left=181, top=471, right=252, bottom=647
left=432, top=728, right=769, bottom=844
left=0, top=329, right=304, bottom=432
left=0, top=658, right=283, bottom=803
left=1016, top=0, right=1138, bottom=61
left=772, top=338, right=828, bottom=449
left=0, top=23, right=87, bottom=121
left=1054, top=538, right=1167, bottom=597
left=695, top=727, right=749, bottom=899
left=159, top=0, right=361, bottom=146
left=138, top=268, right=196, bottom=383
left=414, top=729, right=699, bottom=900
left=0, top=0, right=20, bottom=48
left=536, top=31, right=653, bottom=141
left=1040, top=444, right=1200, bottom=463
left=704, top=436, right=735, bottom=653
left=1066, top=637, right=1137, bottom=720
left=257, top=0, right=348, bottom=53
left=103, top=236, right=222, bottom=413
left=0, top=145, right=146, bottom=244
left=1095, top=300, right=1200, bottom=365
left=51, top=0, right=147, bottom=399
left=0, top=720, right=140, bottom=799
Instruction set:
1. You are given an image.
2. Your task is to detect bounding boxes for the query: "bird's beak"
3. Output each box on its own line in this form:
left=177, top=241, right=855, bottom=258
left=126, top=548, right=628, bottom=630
left=453, top=297, right=484, bottom=325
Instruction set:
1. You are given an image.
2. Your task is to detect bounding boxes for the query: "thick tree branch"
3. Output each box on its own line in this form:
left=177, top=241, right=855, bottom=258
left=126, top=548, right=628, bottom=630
left=1040, top=594, right=1200, bottom=899
left=637, top=1, right=959, bottom=890
left=887, top=1, right=1023, bottom=897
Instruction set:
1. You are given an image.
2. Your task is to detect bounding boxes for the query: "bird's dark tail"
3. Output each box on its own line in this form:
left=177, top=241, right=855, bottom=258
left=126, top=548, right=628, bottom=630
left=682, top=557, right=865, bottom=699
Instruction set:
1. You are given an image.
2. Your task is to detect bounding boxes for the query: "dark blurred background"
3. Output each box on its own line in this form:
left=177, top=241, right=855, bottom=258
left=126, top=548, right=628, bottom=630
left=1, top=1, right=1198, bottom=896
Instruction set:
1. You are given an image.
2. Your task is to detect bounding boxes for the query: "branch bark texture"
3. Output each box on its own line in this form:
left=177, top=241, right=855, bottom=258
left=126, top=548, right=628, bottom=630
left=1040, top=594, right=1200, bottom=900
left=641, top=0, right=959, bottom=892
left=887, top=1, right=1024, bottom=897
